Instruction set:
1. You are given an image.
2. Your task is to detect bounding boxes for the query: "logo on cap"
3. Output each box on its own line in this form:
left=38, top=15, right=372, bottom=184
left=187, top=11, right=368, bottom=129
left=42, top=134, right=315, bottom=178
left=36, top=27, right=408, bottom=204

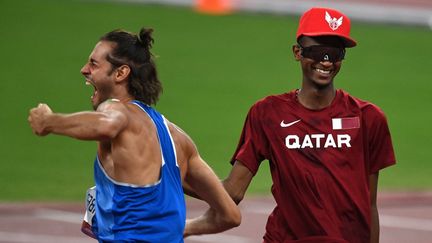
left=325, top=11, right=343, bottom=30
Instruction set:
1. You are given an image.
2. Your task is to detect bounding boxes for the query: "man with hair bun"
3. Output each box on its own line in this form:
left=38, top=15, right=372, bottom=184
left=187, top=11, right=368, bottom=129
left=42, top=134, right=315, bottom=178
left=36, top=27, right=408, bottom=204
left=28, top=27, right=240, bottom=242
left=219, top=7, right=396, bottom=243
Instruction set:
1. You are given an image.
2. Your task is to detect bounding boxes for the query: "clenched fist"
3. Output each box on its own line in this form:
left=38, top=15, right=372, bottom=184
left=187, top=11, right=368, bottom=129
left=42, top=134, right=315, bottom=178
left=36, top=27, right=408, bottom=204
left=28, top=103, right=53, bottom=136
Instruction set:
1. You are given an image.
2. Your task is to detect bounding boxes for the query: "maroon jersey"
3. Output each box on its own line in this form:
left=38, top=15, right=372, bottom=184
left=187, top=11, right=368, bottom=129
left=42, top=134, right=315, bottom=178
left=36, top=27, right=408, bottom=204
left=231, top=89, right=395, bottom=243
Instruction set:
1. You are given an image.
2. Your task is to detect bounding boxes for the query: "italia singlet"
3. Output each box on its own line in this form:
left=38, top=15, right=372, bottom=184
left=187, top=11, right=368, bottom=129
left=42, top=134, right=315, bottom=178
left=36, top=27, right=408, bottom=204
left=91, top=100, right=186, bottom=243
left=231, top=89, right=396, bottom=243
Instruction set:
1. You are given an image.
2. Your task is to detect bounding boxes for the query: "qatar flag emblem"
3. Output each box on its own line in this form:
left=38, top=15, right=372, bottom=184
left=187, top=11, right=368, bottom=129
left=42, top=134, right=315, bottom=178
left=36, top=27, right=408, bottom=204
left=332, top=117, right=360, bottom=130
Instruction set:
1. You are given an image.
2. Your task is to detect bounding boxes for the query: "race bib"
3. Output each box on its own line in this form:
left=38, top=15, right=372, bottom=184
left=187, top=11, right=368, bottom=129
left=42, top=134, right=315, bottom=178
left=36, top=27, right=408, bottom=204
left=81, top=186, right=96, bottom=239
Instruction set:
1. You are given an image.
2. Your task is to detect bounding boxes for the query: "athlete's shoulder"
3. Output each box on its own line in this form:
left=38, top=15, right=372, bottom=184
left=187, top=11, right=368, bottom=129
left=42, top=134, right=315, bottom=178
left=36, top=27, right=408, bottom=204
left=97, top=98, right=129, bottom=112
left=166, top=120, right=197, bottom=165
left=95, top=100, right=132, bottom=127
left=251, top=91, right=295, bottom=109
left=338, top=90, right=387, bottom=119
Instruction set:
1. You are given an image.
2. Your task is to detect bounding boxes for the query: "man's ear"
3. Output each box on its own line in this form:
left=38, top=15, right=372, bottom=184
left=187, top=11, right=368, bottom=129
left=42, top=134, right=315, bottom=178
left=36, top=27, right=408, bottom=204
left=292, top=45, right=302, bottom=61
left=115, top=65, right=131, bottom=82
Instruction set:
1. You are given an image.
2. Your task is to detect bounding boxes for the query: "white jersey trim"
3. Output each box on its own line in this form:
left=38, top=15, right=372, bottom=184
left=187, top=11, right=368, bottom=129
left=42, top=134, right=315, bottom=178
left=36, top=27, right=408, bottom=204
left=162, top=115, right=179, bottom=168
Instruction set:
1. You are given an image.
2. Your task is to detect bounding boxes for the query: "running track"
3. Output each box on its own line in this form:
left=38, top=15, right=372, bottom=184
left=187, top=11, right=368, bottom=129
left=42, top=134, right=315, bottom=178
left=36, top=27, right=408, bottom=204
left=1, top=191, right=432, bottom=243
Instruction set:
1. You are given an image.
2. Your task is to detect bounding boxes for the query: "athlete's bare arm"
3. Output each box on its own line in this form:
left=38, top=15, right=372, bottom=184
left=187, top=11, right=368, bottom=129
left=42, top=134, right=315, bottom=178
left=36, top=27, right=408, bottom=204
left=183, top=160, right=254, bottom=205
left=222, top=161, right=254, bottom=204
left=183, top=145, right=241, bottom=236
left=28, top=100, right=128, bottom=140
left=168, top=123, right=241, bottom=237
left=369, top=172, right=379, bottom=243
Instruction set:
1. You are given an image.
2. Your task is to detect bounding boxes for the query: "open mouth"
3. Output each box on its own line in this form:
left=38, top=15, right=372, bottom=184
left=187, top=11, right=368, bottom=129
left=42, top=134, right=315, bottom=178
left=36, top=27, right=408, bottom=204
left=85, top=80, right=98, bottom=102
left=315, top=68, right=331, bottom=74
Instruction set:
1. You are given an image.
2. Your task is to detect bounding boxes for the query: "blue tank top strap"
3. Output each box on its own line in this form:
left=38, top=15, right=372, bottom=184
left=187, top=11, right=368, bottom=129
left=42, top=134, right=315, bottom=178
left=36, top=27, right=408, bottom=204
left=130, top=100, right=178, bottom=169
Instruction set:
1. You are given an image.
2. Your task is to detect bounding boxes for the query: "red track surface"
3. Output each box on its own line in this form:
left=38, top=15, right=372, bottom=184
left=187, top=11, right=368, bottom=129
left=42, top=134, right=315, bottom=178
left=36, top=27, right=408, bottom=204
left=1, top=191, right=432, bottom=243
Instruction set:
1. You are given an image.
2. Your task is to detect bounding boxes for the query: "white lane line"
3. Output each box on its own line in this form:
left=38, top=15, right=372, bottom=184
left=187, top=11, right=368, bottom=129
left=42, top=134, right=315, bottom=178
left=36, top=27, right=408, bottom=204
left=32, top=207, right=432, bottom=237
left=244, top=200, right=432, bottom=233
left=34, top=208, right=83, bottom=224
left=188, top=234, right=250, bottom=243
left=0, top=231, right=94, bottom=243
left=241, top=201, right=274, bottom=215
left=380, top=215, right=432, bottom=232
left=243, top=204, right=432, bottom=233
left=33, top=208, right=251, bottom=242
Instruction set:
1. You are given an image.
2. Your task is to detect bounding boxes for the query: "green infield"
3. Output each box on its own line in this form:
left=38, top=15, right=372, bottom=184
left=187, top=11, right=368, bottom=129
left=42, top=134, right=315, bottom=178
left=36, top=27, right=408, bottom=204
left=0, top=0, right=431, bottom=201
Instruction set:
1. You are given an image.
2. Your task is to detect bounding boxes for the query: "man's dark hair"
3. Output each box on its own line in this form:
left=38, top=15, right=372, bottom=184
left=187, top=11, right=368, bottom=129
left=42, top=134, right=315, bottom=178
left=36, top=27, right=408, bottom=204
left=100, top=27, right=162, bottom=105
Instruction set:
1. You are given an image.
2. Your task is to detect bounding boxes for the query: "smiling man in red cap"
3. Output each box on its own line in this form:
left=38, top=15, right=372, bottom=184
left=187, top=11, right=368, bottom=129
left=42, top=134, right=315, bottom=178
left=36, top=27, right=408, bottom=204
left=218, top=7, right=396, bottom=243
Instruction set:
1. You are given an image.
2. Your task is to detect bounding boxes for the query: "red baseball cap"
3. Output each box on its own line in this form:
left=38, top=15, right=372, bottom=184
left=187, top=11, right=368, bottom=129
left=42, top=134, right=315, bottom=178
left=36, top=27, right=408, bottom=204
left=296, top=7, right=357, bottom=48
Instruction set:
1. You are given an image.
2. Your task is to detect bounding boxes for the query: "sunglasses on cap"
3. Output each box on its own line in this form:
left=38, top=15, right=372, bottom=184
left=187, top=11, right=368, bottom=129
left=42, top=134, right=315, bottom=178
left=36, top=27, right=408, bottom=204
left=298, top=44, right=346, bottom=63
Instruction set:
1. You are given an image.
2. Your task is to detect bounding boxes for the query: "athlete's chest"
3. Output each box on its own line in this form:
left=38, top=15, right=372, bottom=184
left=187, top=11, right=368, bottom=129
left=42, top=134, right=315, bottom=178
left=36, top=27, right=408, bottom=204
left=260, top=104, right=362, bottom=151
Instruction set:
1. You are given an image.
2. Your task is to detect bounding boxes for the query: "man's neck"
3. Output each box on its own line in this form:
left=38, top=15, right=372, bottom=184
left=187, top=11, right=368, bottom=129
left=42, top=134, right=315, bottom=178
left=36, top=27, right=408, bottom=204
left=111, top=89, right=134, bottom=104
left=297, top=86, right=336, bottom=110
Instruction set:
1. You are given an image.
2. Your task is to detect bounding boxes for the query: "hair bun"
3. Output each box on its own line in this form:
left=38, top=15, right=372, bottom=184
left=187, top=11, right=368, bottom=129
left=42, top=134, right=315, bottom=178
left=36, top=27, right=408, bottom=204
left=137, top=28, right=154, bottom=49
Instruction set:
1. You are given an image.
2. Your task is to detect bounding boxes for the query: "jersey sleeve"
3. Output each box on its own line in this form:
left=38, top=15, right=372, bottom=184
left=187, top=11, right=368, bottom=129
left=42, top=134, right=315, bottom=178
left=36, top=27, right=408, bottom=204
left=364, top=105, right=396, bottom=174
left=230, top=102, right=269, bottom=175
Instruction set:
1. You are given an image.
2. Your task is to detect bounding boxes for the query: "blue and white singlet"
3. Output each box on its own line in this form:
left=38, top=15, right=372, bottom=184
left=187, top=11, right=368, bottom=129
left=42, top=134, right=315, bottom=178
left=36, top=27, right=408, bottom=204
left=91, top=100, right=186, bottom=242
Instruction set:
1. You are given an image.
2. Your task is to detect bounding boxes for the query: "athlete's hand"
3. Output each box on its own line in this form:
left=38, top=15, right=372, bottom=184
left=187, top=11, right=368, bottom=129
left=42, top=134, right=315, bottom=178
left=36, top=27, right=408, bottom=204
left=28, top=103, right=53, bottom=136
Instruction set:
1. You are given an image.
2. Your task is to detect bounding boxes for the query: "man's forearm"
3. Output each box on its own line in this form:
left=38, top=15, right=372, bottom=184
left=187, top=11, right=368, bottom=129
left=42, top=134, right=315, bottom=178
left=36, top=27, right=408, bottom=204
left=184, top=208, right=238, bottom=237
left=370, top=205, right=380, bottom=243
